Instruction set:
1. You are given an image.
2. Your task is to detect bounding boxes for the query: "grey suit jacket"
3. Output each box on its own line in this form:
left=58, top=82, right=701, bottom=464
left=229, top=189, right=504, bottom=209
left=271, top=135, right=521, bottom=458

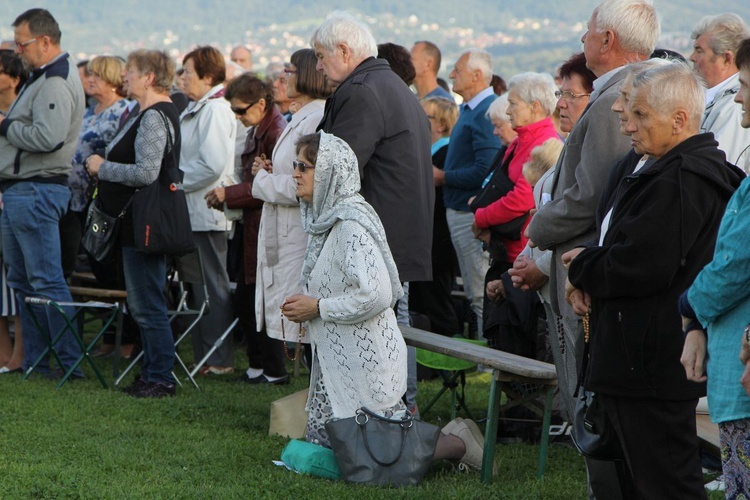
left=526, top=66, right=633, bottom=318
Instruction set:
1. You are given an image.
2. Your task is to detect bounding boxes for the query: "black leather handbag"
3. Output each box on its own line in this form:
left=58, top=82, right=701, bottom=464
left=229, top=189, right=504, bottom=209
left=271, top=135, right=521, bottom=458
left=325, top=407, right=440, bottom=486
left=81, top=197, right=129, bottom=263
left=570, top=314, right=624, bottom=460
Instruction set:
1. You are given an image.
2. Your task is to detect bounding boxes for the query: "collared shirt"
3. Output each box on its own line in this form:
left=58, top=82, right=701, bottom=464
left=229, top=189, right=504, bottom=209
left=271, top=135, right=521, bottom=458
left=590, top=66, right=623, bottom=100
left=705, top=72, right=738, bottom=106
left=464, top=86, right=495, bottom=110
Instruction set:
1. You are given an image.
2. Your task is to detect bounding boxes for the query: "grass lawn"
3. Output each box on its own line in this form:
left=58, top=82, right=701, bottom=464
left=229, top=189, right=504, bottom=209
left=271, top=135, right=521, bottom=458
left=0, top=340, right=722, bottom=499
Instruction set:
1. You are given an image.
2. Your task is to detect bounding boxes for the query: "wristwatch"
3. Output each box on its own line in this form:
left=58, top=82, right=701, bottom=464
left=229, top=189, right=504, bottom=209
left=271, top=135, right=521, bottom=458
left=744, top=324, right=750, bottom=344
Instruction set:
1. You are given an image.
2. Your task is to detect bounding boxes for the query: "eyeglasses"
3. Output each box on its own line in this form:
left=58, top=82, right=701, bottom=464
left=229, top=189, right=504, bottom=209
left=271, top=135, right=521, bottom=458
left=292, top=160, right=315, bottom=173
left=231, top=100, right=258, bottom=115
left=15, top=38, right=37, bottom=51
left=555, top=90, right=591, bottom=101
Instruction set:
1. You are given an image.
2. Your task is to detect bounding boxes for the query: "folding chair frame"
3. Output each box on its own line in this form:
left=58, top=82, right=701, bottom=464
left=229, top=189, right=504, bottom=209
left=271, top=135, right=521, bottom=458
left=115, top=247, right=236, bottom=390
left=22, top=297, right=120, bottom=389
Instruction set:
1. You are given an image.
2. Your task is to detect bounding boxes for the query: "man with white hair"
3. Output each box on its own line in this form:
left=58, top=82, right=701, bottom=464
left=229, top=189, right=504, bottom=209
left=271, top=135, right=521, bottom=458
left=230, top=45, right=253, bottom=72
left=691, top=13, right=750, bottom=171
left=523, top=1, right=660, bottom=498
left=312, top=11, right=434, bottom=416
left=433, top=49, right=501, bottom=336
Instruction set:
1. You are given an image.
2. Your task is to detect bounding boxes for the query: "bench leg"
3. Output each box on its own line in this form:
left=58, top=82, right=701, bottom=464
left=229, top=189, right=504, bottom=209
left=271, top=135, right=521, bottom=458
left=537, top=385, right=554, bottom=479
left=481, top=374, right=502, bottom=484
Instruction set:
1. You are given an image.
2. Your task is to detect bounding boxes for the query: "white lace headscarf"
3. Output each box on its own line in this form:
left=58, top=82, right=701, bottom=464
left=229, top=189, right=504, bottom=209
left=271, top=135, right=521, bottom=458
left=299, top=131, right=403, bottom=307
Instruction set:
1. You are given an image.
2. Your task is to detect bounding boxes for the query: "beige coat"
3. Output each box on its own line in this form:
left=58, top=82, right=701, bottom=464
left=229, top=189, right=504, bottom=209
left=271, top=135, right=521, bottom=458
left=252, top=100, right=325, bottom=342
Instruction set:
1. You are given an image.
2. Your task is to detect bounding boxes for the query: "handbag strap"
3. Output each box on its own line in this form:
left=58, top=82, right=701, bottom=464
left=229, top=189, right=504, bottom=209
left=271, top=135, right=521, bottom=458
left=357, top=410, right=409, bottom=467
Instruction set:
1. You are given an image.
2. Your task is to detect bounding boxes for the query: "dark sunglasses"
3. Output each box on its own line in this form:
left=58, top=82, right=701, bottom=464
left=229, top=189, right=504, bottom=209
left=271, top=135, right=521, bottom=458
left=231, top=100, right=258, bottom=115
left=293, top=160, right=315, bottom=173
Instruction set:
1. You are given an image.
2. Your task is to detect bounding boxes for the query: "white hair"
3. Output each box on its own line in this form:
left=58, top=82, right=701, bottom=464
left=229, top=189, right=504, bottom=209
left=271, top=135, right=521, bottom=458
left=594, top=0, right=661, bottom=56
left=507, top=72, right=558, bottom=116
left=310, top=11, right=377, bottom=61
left=463, top=49, right=493, bottom=85
left=631, top=62, right=704, bottom=128
left=691, top=13, right=750, bottom=56
left=486, top=93, right=510, bottom=121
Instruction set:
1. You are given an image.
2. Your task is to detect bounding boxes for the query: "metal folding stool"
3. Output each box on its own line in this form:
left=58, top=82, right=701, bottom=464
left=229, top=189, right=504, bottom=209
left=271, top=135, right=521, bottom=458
left=22, top=297, right=120, bottom=389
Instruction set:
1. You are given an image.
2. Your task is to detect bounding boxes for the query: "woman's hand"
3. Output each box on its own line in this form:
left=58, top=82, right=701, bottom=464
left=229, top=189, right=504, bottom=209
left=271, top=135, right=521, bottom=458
left=561, top=247, right=585, bottom=270
left=565, top=278, right=590, bottom=316
left=739, top=326, right=750, bottom=396
left=281, top=294, right=320, bottom=323
left=204, top=187, right=226, bottom=209
left=486, top=279, right=506, bottom=301
left=680, top=328, right=707, bottom=383
left=85, top=155, right=104, bottom=177
left=251, top=156, right=273, bottom=176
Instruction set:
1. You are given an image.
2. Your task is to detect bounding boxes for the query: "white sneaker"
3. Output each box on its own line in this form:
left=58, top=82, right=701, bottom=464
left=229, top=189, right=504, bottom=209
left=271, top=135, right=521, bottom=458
left=705, top=474, right=726, bottom=492
left=448, top=419, right=498, bottom=475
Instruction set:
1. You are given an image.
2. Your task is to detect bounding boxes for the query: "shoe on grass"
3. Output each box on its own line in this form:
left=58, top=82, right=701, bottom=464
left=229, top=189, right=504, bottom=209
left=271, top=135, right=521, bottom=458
left=131, top=381, right=176, bottom=398
left=122, top=377, right=148, bottom=395
left=448, top=419, right=497, bottom=475
left=705, top=475, right=726, bottom=492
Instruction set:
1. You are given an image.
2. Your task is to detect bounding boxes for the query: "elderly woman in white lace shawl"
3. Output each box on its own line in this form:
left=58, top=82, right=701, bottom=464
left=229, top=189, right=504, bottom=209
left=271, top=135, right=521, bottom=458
left=281, top=131, right=492, bottom=473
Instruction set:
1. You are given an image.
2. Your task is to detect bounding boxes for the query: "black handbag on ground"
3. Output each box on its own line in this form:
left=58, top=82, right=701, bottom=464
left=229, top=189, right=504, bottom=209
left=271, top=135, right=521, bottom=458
left=570, top=313, right=624, bottom=461
left=468, top=148, right=528, bottom=241
left=81, top=197, right=130, bottom=263
left=130, top=112, right=195, bottom=256
left=325, top=407, right=440, bottom=486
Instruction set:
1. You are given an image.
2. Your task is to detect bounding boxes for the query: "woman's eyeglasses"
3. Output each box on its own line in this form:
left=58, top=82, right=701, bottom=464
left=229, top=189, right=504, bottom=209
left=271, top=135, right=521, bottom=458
left=293, top=160, right=315, bottom=173
left=554, top=90, right=591, bottom=101
left=231, top=100, right=258, bottom=115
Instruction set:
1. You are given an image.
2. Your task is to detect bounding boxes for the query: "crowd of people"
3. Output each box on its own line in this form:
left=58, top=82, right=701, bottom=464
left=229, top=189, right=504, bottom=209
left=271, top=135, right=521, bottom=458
left=2, top=1, right=750, bottom=496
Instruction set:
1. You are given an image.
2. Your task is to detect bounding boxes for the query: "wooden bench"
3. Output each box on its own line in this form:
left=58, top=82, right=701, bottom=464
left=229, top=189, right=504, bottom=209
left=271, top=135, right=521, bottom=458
left=400, top=325, right=558, bottom=484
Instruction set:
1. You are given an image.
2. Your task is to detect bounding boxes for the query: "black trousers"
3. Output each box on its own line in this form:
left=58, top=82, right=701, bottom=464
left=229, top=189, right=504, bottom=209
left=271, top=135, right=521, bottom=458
left=600, top=394, right=707, bottom=500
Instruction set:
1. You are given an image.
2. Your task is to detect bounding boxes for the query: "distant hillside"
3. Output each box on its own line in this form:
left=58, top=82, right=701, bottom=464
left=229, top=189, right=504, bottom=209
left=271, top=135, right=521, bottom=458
left=2, top=0, right=750, bottom=76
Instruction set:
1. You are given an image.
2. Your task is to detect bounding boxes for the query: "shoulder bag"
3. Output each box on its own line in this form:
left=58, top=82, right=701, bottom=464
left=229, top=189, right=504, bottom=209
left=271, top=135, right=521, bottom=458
left=81, top=196, right=130, bottom=263
left=469, top=148, right=528, bottom=241
left=130, top=111, right=195, bottom=256
left=570, top=313, right=624, bottom=461
left=325, top=407, right=440, bottom=486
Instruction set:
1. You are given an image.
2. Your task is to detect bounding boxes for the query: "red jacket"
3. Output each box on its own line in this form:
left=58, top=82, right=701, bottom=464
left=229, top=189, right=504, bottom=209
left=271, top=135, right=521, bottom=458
left=224, top=106, right=286, bottom=284
left=474, top=117, right=560, bottom=261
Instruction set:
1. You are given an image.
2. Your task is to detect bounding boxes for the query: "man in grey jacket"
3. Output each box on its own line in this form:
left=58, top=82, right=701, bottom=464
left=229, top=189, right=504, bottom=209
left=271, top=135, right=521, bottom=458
left=521, top=1, right=660, bottom=498
left=690, top=13, right=750, bottom=172
left=0, top=9, right=84, bottom=377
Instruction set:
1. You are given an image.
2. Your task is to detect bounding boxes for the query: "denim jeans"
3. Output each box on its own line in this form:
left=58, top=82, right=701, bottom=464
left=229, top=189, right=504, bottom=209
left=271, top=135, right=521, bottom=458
left=446, top=208, right=489, bottom=335
left=1, top=182, right=82, bottom=375
left=122, top=246, right=175, bottom=384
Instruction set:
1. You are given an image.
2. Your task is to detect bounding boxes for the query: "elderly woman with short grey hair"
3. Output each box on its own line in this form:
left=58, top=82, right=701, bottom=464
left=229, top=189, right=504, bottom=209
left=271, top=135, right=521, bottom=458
left=472, top=71, right=561, bottom=345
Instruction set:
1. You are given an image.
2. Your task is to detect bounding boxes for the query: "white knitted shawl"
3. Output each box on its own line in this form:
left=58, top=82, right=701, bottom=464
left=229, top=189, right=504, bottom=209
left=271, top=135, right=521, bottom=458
left=299, top=132, right=403, bottom=305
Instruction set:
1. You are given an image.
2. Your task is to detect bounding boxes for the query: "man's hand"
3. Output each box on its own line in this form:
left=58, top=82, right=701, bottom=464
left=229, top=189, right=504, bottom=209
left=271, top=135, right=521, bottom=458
left=432, top=166, right=445, bottom=187
left=680, top=328, right=707, bottom=383
left=508, top=255, right=548, bottom=291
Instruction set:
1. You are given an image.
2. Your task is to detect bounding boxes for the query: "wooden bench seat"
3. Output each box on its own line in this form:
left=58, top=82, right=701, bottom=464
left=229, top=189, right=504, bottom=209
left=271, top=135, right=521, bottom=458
left=400, top=325, right=557, bottom=483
